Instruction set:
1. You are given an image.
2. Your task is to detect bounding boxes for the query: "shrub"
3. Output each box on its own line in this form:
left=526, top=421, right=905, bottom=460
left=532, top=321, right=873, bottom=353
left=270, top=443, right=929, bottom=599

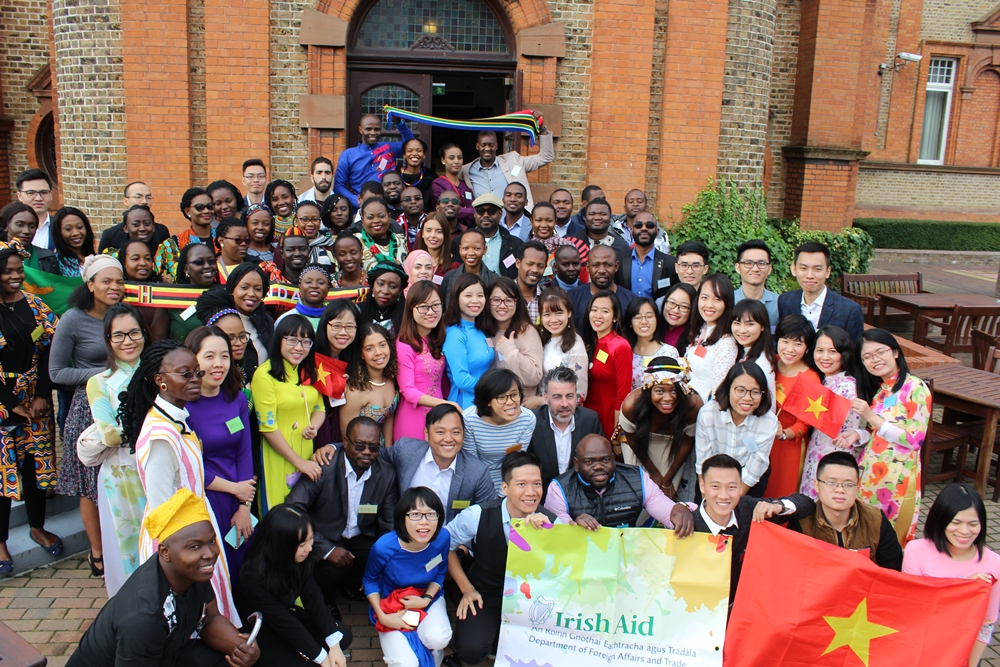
left=853, top=218, right=1000, bottom=251
left=669, top=180, right=874, bottom=293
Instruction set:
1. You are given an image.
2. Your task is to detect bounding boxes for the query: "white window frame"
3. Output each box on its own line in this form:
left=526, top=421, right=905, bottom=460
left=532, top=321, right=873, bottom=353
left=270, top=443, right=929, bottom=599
left=917, top=57, right=958, bottom=165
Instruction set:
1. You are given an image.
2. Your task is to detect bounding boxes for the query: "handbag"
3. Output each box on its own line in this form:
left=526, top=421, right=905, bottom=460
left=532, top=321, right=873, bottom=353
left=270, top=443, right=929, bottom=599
left=76, top=423, right=117, bottom=467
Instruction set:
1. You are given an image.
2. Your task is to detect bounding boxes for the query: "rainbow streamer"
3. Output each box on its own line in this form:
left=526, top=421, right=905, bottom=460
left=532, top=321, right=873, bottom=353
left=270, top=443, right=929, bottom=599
left=124, top=282, right=367, bottom=310
left=384, top=106, right=541, bottom=146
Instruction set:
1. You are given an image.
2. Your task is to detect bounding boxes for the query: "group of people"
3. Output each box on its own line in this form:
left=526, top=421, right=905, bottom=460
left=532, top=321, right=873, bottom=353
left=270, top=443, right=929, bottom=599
left=0, top=113, right=996, bottom=667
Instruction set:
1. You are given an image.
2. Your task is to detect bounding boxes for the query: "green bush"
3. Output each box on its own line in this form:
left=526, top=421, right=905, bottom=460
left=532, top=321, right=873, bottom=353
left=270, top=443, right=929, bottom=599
left=853, top=218, right=1000, bottom=251
left=669, top=180, right=874, bottom=293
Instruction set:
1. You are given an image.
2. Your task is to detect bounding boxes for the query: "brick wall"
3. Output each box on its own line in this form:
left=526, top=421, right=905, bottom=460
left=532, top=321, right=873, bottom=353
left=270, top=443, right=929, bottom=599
left=1, top=0, right=52, bottom=195
left=764, top=0, right=801, bottom=218
left=921, top=0, right=995, bottom=43
left=269, top=0, right=312, bottom=184
left=642, top=0, right=669, bottom=212
left=856, top=168, right=1000, bottom=217
left=190, top=0, right=208, bottom=186
left=51, top=0, right=127, bottom=230
left=549, top=0, right=594, bottom=194
left=785, top=158, right=859, bottom=229
left=954, top=70, right=1000, bottom=168
left=716, top=0, right=776, bottom=188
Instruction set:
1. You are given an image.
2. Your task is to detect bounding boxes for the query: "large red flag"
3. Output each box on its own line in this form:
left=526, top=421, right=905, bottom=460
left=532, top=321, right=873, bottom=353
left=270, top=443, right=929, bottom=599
left=725, top=522, right=989, bottom=667
left=781, top=374, right=852, bottom=439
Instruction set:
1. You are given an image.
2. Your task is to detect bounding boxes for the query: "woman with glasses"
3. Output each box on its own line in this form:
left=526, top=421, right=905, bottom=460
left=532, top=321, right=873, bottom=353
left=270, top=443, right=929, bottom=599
left=214, top=218, right=250, bottom=285
left=169, top=242, right=219, bottom=342
left=837, top=328, right=931, bottom=545
left=118, top=338, right=239, bottom=624
left=52, top=255, right=125, bottom=578
left=341, top=323, right=398, bottom=445
left=395, top=281, right=451, bottom=441
left=312, top=300, right=361, bottom=460
left=660, top=283, right=697, bottom=354
left=51, top=206, right=96, bottom=277
left=363, top=487, right=452, bottom=667
left=624, top=298, right=678, bottom=391
left=486, top=277, right=544, bottom=400
left=154, top=187, right=215, bottom=280
left=242, top=203, right=275, bottom=263
left=463, top=369, right=536, bottom=494
left=185, top=326, right=255, bottom=585
left=694, top=362, right=778, bottom=497
left=251, top=315, right=325, bottom=514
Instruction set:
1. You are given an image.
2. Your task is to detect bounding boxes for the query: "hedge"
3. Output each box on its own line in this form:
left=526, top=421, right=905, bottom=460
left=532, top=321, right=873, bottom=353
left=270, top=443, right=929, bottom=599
left=853, top=218, right=1000, bottom=252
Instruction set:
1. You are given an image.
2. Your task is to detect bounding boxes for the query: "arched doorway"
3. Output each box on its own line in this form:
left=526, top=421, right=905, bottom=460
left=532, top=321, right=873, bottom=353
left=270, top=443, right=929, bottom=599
left=347, top=0, right=518, bottom=167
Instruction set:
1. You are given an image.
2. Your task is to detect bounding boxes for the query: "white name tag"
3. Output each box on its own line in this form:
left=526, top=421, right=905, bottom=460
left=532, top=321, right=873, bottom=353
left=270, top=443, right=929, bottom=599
left=425, top=553, right=443, bottom=572
left=657, top=277, right=672, bottom=289
left=432, top=274, right=443, bottom=285
left=180, top=305, right=197, bottom=321
left=464, top=191, right=473, bottom=200
left=510, top=165, right=522, bottom=177
left=502, top=254, right=516, bottom=269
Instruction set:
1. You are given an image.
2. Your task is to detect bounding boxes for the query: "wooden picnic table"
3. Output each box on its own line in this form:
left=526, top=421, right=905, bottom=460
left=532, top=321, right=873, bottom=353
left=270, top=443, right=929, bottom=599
left=877, top=292, right=1000, bottom=328
left=916, top=363, right=1000, bottom=496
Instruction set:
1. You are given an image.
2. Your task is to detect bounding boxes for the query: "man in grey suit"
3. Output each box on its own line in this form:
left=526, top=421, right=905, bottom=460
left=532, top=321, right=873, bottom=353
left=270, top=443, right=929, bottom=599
left=528, top=367, right=604, bottom=499
left=382, top=403, right=496, bottom=523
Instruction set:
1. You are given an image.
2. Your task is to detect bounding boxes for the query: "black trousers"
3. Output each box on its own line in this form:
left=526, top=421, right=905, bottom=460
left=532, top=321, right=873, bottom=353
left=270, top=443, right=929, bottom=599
left=250, top=607, right=353, bottom=667
left=453, top=592, right=502, bottom=665
left=0, top=453, right=46, bottom=543
left=313, top=534, right=377, bottom=604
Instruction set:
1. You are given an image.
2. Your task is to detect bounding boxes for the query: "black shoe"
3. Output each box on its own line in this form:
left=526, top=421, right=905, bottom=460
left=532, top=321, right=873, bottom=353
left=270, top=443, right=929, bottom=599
left=442, top=655, right=462, bottom=667
left=340, top=587, right=367, bottom=602
left=327, top=603, right=343, bottom=622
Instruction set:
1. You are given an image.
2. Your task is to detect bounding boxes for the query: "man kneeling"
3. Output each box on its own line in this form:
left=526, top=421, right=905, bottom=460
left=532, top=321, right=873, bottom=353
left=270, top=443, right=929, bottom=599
left=68, top=489, right=259, bottom=667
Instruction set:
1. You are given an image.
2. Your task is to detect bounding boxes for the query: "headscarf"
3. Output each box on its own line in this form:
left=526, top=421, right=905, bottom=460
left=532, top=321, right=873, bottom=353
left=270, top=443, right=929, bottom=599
left=0, top=239, right=31, bottom=261
left=243, top=202, right=273, bottom=218
left=402, top=250, right=433, bottom=296
left=367, top=260, right=409, bottom=292
left=143, top=488, right=212, bottom=544
left=642, top=358, right=693, bottom=394
left=82, top=254, right=123, bottom=282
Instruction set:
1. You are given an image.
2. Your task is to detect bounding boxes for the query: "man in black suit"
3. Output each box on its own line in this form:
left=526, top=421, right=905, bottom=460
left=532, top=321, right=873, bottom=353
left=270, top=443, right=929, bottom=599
left=619, top=211, right=679, bottom=301
left=473, top=193, right=523, bottom=279
left=528, top=367, right=603, bottom=498
left=568, top=244, right=636, bottom=330
left=569, top=197, right=630, bottom=275
left=97, top=181, right=171, bottom=254
left=776, top=240, right=865, bottom=341
left=286, top=416, right=398, bottom=608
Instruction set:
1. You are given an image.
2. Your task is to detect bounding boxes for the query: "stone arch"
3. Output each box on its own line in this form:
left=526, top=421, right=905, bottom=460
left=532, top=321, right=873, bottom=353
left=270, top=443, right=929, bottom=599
left=316, top=0, right=553, bottom=33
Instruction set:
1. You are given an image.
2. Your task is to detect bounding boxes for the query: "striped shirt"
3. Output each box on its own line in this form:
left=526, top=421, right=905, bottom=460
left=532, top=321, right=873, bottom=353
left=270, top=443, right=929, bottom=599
left=694, top=399, right=779, bottom=487
left=462, top=405, right=537, bottom=494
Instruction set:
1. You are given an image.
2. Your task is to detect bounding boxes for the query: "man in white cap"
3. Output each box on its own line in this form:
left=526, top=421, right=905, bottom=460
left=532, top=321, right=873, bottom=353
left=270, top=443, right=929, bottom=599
left=472, top=193, right=522, bottom=279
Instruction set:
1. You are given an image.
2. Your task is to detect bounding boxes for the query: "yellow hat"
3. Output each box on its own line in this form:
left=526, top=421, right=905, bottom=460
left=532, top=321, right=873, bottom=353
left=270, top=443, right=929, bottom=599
left=144, top=489, right=212, bottom=543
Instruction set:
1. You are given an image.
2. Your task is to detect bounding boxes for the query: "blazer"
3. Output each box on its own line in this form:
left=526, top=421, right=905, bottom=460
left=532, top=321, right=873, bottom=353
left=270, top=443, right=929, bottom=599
left=32, top=247, right=59, bottom=276
left=568, top=229, right=632, bottom=284
left=527, top=405, right=605, bottom=498
left=776, top=288, right=865, bottom=342
left=618, top=248, right=679, bottom=302
left=97, top=221, right=172, bottom=255
left=459, top=133, right=555, bottom=211
left=285, top=447, right=398, bottom=558
left=381, top=436, right=497, bottom=522
left=488, top=225, right=524, bottom=280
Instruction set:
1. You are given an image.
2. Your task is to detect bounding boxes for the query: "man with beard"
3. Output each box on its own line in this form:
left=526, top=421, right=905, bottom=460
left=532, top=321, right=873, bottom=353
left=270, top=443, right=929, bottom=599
left=473, top=193, right=522, bottom=279
left=610, top=189, right=671, bottom=254
left=299, top=157, right=334, bottom=203
left=567, top=244, right=635, bottom=330
left=515, top=240, right=548, bottom=323
left=500, top=182, right=531, bottom=242
left=569, top=197, right=630, bottom=278
left=528, top=367, right=603, bottom=498
left=380, top=171, right=405, bottom=219
left=261, top=230, right=310, bottom=286
left=549, top=188, right=584, bottom=238
left=544, top=244, right=583, bottom=291
left=334, top=113, right=414, bottom=208
left=619, top=211, right=678, bottom=301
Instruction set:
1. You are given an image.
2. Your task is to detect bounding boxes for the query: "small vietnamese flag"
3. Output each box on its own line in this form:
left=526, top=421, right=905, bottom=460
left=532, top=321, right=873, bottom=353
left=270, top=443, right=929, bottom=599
left=782, top=374, right=852, bottom=439
left=302, top=352, right=347, bottom=402
left=725, top=522, right=989, bottom=667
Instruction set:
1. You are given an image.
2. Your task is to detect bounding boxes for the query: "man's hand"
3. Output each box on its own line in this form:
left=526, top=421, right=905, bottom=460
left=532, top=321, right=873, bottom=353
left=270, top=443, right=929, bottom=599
left=327, top=546, right=354, bottom=568
left=457, top=589, right=484, bottom=620
left=326, top=644, right=347, bottom=667
left=752, top=500, right=785, bottom=523
left=525, top=513, right=549, bottom=529
left=669, top=504, right=694, bottom=538
left=571, top=513, right=601, bottom=532
left=225, top=634, right=259, bottom=667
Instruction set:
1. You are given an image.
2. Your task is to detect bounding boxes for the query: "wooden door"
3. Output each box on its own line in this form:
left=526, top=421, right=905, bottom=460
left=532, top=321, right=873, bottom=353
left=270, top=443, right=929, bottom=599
left=349, top=71, right=433, bottom=152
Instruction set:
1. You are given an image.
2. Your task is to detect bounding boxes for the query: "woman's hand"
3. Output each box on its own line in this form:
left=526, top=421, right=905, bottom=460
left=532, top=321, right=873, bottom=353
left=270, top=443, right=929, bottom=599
left=297, top=458, right=322, bottom=482
left=456, top=589, right=484, bottom=620
left=28, top=398, right=48, bottom=421
left=850, top=398, right=875, bottom=422
left=312, top=445, right=336, bottom=465
left=833, top=430, right=862, bottom=449
left=302, top=424, right=319, bottom=440
left=968, top=572, right=994, bottom=584
left=11, top=406, right=30, bottom=421
left=232, top=505, right=254, bottom=541
left=378, top=609, right=416, bottom=631
left=400, top=595, right=430, bottom=610
left=231, top=479, right=256, bottom=503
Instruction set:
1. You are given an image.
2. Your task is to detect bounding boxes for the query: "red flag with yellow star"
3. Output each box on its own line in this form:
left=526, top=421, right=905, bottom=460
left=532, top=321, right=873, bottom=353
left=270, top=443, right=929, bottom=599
left=302, top=352, right=347, bottom=401
left=781, top=374, right=852, bottom=439
left=725, top=522, right=989, bottom=667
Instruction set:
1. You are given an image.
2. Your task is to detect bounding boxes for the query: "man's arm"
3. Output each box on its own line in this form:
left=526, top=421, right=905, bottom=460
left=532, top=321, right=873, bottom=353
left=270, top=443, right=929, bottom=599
left=470, top=463, right=498, bottom=506
left=200, top=599, right=259, bottom=667
left=333, top=157, right=359, bottom=208
left=875, top=512, right=904, bottom=571
left=377, top=471, right=400, bottom=534
left=516, top=132, right=555, bottom=173
left=543, top=480, right=572, bottom=524
left=285, top=465, right=338, bottom=556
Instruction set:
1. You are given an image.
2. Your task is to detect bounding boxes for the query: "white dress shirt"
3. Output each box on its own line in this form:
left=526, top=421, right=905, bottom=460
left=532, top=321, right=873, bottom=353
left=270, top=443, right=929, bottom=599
left=342, top=463, right=372, bottom=540
left=800, top=286, right=828, bottom=330
left=698, top=501, right=739, bottom=535
left=409, top=447, right=457, bottom=509
left=549, top=412, right=575, bottom=475
left=32, top=214, right=52, bottom=251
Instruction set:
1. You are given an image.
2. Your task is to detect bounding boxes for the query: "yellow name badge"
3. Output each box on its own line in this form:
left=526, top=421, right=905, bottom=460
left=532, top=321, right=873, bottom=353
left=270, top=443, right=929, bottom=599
left=30, top=325, right=44, bottom=342
left=451, top=500, right=471, bottom=510
left=358, top=504, right=378, bottom=514
left=596, top=349, right=609, bottom=364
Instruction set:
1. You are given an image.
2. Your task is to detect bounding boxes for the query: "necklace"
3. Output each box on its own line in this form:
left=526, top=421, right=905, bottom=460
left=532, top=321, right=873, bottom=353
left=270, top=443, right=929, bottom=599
left=403, top=168, right=424, bottom=187
left=370, top=379, right=387, bottom=387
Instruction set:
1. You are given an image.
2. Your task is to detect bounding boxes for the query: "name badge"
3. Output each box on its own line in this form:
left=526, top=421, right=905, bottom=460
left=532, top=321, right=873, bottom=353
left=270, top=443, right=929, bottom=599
left=432, top=274, right=443, bottom=285
left=510, top=165, right=522, bottom=177
left=30, top=324, right=44, bottom=342
left=464, top=191, right=473, bottom=200
left=596, top=349, right=609, bottom=364
left=225, top=417, right=244, bottom=434
left=486, top=338, right=494, bottom=348
left=424, top=553, right=443, bottom=572
left=502, top=254, right=516, bottom=269
left=657, top=277, right=672, bottom=289
left=180, top=305, right=197, bottom=321
left=452, top=499, right=471, bottom=510
left=378, top=158, right=388, bottom=171
left=505, top=443, right=523, bottom=455
left=693, top=344, right=707, bottom=358
left=358, top=504, right=378, bottom=515
left=742, top=435, right=760, bottom=455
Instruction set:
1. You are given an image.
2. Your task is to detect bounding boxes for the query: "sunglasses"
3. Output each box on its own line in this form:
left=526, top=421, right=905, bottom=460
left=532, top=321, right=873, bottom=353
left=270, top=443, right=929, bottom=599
left=191, top=203, right=212, bottom=212
left=633, top=221, right=658, bottom=230
left=475, top=206, right=500, bottom=215
left=163, top=370, right=207, bottom=380
left=439, top=198, right=460, bottom=205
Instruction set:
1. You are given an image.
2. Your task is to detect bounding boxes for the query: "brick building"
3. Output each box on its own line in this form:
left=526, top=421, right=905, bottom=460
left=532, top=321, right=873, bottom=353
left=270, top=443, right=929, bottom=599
left=0, top=0, right=998, bottom=234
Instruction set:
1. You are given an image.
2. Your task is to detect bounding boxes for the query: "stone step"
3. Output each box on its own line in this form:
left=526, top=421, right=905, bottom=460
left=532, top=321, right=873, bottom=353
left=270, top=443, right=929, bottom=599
left=5, top=506, right=88, bottom=576
left=9, top=493, right=78, bottom=529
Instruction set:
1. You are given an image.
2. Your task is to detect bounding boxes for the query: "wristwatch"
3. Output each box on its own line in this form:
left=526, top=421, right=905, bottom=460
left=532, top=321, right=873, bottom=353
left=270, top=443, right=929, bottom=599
left=421, top=593, right=434, bottom=600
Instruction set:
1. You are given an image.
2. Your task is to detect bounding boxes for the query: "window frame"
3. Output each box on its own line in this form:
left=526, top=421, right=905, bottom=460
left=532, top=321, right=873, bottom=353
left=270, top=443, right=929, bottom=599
left=917, top=57, right=958, bottom=166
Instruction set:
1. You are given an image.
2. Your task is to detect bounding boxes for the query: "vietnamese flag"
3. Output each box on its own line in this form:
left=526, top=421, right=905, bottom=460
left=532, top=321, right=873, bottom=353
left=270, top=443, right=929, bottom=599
left=302, top=352, right=347, bottom=403
left=782, top=374, right=852, bottom=439
left=725, top=522, right=989, bottom=667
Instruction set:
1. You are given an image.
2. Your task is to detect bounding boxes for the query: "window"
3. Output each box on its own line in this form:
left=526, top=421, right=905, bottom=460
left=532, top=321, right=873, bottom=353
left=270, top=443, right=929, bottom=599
left=361, top=85, right=421, bottom=141
left=356, top=0, right=509, bottom=54
left=917, top=58, right=957, bottom=164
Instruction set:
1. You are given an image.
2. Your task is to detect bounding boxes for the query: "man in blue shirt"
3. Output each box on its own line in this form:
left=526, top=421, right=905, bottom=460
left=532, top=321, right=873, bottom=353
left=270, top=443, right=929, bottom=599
left=334, top=114, right=414, bottom=208
left=620, top=211, right=677, bottom=301
left=733, top=239, right=780, bottom=329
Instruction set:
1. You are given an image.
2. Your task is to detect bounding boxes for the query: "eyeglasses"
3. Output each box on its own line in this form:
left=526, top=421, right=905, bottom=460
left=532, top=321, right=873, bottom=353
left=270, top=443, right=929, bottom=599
left=244, top=173, right=267, bottom=181
left=327, top=323, right=357, bottom=333
left=283, top=336, right=314, bottom=349
left=633, top=221, right=658, bottom=230
left=579, top=456, right=613, bottom=466
left=296, top=216, right=321, bottom=225
left=163, top=370, right=207, bottom=380
left=439, top=198, right=460, bottom=205
left=19, top=190, right=51, bottom=199
left=227, top=332, right=251, bottom=344
left=347, top=437, right=383, bottom=453
left=632, top=313, right=656, bottom=322
left=731, top=386, right=762, bottom=399
left=109, top=329, right=144, bottom=343
left=405, top=511, right=439, bottom=522
left=415, top=303, right=442, bottom=315
left=677, top=262, right=705, bottom=271
left=127, top=194, right=153, bottom=202
left=492, top=391, right=521, bottom=405
left=816, top=480, right=859, bottom=490
left=739, top=260, right=771, bottom=270
left=861, top=347, right=893, bottom=363
left=192, top=203, right=212, bottom=212
left=222, top=236, right=251, bottom=245
left=490, top=297, right=516, bottom=308
left=664, top=300, right=691, bottom=313
left=475, top=206, right=500, bottom=215
left=402, top=195, right=423, bottom=202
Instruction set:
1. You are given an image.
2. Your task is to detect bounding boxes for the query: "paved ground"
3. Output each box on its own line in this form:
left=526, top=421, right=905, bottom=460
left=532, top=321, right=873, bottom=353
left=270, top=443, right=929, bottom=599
left=870, top=256, right=998, bottom=297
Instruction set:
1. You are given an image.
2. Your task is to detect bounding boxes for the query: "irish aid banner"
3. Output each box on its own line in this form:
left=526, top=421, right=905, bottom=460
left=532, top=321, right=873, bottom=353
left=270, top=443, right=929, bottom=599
left=499, top=522, right=731, bottom=667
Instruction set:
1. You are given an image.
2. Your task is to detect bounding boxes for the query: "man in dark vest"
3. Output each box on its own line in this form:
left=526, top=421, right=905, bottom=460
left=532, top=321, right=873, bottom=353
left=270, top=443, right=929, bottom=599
left=543, top=434, right=695, bottom=534
left=445, top=451, right=556, bottom=666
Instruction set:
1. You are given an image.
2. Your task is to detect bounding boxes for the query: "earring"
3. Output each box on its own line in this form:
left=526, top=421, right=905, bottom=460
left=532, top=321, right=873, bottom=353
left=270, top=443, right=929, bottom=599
left=160, top=383, right=167, bottom=391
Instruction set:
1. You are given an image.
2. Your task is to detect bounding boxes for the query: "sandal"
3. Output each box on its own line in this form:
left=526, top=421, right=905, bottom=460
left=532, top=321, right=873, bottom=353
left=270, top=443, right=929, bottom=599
left=87, top=551, right=104, bottom=578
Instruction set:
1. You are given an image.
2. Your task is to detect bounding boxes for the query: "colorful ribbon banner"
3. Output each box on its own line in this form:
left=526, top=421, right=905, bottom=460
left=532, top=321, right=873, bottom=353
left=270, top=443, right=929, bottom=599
left=384, top=106, right=541, bottom=146
left=123, top=282, right=367, bottom=310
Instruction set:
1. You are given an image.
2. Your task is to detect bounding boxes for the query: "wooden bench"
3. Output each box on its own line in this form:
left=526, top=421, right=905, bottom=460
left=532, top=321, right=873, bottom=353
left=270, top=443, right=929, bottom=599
left=841, top=272, right=926, bottom=324
left=917, top=306, right=1000, bottom=357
